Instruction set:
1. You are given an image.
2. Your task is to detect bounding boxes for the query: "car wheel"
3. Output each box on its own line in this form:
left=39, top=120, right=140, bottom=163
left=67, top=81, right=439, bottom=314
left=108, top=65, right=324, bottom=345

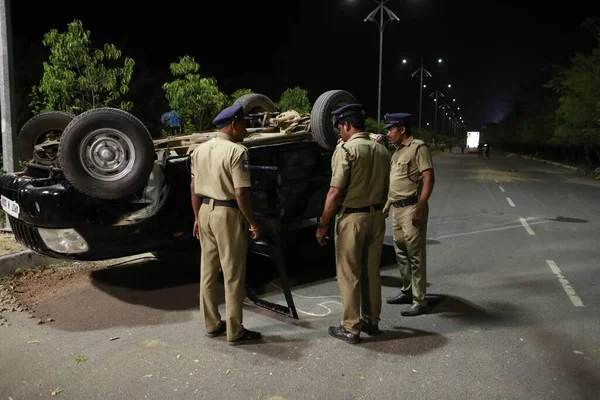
left=234, top=93, right=278, bottom=115
left=58, top=108, right=155, bottom=200
left=310, top=90, right=357, bottom=151
left=18, top=111, right=75, bottom=165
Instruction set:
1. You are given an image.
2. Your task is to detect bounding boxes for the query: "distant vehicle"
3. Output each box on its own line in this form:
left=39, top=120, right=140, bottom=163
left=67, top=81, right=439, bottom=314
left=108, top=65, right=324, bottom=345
left=466, top=131, right=480, bottom=153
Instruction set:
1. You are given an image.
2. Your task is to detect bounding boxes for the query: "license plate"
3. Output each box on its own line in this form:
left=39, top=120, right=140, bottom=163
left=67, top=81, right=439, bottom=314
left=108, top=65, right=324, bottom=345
left=1, top=195, right=20, bottom=219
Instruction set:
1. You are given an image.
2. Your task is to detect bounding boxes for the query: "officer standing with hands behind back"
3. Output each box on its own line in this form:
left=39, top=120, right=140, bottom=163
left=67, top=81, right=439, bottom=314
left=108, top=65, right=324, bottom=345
left=382, top=113, right=435, bottom=317
left=190, top=103, right=263, bottom=345
left=316, top=104, right=391, bottom=344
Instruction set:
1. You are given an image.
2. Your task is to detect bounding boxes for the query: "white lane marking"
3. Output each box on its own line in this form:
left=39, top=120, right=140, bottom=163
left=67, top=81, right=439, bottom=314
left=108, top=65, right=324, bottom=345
left=545, top=260, right=584, bottom=307
left=270, top=284, right=342, bottom=317
left=432, top=219, right=548, bottom=240
left=493, top=179, right=498, bottom=183
left=499, top=186, right=505, bottom=192
left=506, top=197, right=516, bottom=207
left=519, top=217, right=535, bottom=235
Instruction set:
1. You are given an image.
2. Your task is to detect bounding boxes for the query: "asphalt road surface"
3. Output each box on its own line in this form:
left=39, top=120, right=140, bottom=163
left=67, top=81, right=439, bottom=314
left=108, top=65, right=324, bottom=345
left=1, top=150, right=599, bottom=400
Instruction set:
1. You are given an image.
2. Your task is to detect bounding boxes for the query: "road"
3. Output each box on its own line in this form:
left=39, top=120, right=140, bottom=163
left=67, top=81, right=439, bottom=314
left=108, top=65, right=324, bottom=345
left=1, top=149, right=599, bottom=399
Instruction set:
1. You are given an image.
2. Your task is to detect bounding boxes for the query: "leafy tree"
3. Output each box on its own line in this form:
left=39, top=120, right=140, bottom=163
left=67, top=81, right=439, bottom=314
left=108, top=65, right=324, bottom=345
left=545, top=17, right=600, bottom=165
left=29, top=20, right=135, bottom=114
left=277, top=87, right=311, bottom=114
left=229, top=88, right=253, bottom=105
left=365, top=117, right=385, bottom=134
left=163, top=56, right=228, bottom=133
left=414, top=128, right=434, bottom=144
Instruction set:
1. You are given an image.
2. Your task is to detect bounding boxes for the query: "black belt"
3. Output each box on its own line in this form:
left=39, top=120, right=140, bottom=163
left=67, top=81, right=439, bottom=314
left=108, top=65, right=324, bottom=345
left=392, top=194, right=418, bottom=208
left=344, top=204, right=382, bottom=214
left=202, top=197, right=239, bottom=209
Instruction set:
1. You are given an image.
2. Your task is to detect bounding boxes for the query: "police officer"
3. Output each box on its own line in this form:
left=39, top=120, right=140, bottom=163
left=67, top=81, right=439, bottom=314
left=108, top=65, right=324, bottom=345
left=190, top=103, right=263, bottom=345
left=382, top=113, right=435, bottom=317
left=316, top=104, right=391, bottom=343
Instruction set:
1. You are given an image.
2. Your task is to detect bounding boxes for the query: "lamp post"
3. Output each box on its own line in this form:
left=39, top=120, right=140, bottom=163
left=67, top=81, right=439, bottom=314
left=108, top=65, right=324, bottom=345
left=429, top=89, right=444, bottom=135
left=0, top=0, right=16, bottom=174
left=411, top=58, right=442, bottom=131
left=364, top=0, right=399, bottom=124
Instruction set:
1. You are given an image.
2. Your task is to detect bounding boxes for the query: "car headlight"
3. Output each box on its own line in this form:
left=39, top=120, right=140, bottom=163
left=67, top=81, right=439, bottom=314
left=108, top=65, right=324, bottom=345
left=37, top=228, right=89, bottom=254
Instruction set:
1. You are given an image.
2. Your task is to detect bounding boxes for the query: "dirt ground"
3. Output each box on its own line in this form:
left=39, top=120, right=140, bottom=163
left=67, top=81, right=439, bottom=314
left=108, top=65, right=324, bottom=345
left=0, top=231, right=25, bottom=254
left=0, top=246, right=141, bottom=327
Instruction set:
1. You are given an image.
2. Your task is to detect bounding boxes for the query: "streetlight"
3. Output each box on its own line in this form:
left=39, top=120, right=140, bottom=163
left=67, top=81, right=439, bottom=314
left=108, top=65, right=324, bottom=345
left=364, top=0, right=399, bottom=123
left=411, top=57, right=442, bottom=130
left=429, top=89, right=444, bottom=135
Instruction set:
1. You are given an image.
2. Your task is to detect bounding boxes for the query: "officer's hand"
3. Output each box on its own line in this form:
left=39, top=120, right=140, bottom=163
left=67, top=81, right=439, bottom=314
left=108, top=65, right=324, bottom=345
left=382, top=204, right=390, bottom=218
left=412, top=204, right=424, bottom=227
left=249, top=224, right=261, bottom=240
left=316, top=227, right=329, bottom=247
left=193, top=220, right=199, bottom=239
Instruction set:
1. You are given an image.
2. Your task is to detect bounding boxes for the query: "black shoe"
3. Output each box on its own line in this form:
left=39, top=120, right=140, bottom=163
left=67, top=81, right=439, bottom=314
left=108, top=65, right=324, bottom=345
left=228, top=329, right=262, bottom=345
left=328, top=325, right=360, bottom=344
left=401, top=304, right=429, bottom=317
left=386, top=292, right=413, bottom=305
left=205, top=321, right=226, bottom=337
left=360, top=319, right=381, bottom=336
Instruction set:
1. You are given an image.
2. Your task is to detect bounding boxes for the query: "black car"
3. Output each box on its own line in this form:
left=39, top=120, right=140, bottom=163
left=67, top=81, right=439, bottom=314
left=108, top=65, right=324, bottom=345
left=1, top=90, right=384, bottom=318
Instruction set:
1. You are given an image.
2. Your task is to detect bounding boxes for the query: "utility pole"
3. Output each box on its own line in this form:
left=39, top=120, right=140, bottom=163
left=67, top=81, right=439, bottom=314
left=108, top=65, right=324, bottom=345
left=411, top=58, right=432, bottom=131
left=439, top=102, right=450, bottom=136
left=429, top=90, right=444, bottom=135
left=365, top=0, right=399, bottom=124
left=0, top=0, right=17, bottom=173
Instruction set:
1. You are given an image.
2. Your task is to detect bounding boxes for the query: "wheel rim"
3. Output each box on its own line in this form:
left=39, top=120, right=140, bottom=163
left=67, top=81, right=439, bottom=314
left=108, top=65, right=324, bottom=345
left=79, top=128, right=136, bottom=181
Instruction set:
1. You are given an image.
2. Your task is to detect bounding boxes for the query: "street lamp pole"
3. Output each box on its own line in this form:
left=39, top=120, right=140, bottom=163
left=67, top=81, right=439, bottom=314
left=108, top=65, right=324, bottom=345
left=411, top=58, right=432, bottom=131
left=429, top=90, right=444, bottom=135
left=365, top=0, right=399, bottom=124
left=0, top=0, right=16, bottom=173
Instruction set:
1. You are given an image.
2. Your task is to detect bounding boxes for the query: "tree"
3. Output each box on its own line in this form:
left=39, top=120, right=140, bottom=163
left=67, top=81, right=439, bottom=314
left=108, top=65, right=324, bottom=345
left=277, top=87, right=311, bottom=114
left=545, top=17, right=600, bottom=166
left=29, top=20, right=135, bottom=115
left=229, top=88, right=253, bottom=105
left=365, top=117, right=384, bottom=134
left=163, top=56, right=228, bottom=133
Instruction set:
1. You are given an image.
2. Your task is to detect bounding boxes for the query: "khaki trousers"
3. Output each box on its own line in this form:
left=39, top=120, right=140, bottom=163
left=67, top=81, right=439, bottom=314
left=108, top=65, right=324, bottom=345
left=335, top=209, right=386, bottom=334
left=392, top=203, right=429, bottom=306
left=198, top=201, right=248, bottom=341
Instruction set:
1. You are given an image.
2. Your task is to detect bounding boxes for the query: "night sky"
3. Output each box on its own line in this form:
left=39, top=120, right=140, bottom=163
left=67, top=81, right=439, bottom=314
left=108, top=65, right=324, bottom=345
left=11, top=0, right=599, bottom=132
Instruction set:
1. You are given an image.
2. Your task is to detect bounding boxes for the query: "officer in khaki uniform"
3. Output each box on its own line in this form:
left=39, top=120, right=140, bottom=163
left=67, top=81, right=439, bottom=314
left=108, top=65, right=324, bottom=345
left=316, top=104, right=391, bottom=344
left=190, top=103, right=263, bottom=345
left=382, top=113, right=435, bottom=317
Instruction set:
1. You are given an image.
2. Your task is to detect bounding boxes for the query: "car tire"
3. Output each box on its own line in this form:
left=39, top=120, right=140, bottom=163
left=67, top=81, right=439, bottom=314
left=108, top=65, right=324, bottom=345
left=58, top=107, right=155, bottom=200
left=310, top=90, right=357, bottom=150
left=234, top=93, right=278, bottom=115
left=18, top=111, right=75, bottom=165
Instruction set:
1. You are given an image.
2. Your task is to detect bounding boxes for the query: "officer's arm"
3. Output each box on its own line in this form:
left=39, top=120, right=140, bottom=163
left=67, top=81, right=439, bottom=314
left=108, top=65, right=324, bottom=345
left=319, top=148, right=348, bottom=226
left=416, top=145, right=435, bottom=205
left=235, top=187, right=258, bottom=228
left=419, top=169, right=435, bottom=205
left=191, top=178, right=202, bottom=221
left=319, top=187, right=345, bottom=227
left=232, top=150, right=259, bottom=229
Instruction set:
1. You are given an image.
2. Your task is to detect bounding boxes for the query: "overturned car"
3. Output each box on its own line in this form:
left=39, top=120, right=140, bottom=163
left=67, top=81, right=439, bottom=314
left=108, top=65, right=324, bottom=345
left=1, top=90, right=387, bottom=317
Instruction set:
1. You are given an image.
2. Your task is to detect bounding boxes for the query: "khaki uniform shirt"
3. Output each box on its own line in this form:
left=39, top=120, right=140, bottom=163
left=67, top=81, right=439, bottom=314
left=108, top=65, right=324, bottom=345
left=330, top=132, right=391, bottom=208
left=190, top=133, right=251, bottom=200
left=388, top=136, right=433, bottom=201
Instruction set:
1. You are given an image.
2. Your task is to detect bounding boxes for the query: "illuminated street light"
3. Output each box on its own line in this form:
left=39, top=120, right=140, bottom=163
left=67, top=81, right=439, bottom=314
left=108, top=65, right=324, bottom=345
left=402, top=59, right=407, bottom=64
left=448, top=84, right=452, bottom=88
left=364, top=0, right=400, bottom=123
left=438, top=58, right=442, bottom=63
